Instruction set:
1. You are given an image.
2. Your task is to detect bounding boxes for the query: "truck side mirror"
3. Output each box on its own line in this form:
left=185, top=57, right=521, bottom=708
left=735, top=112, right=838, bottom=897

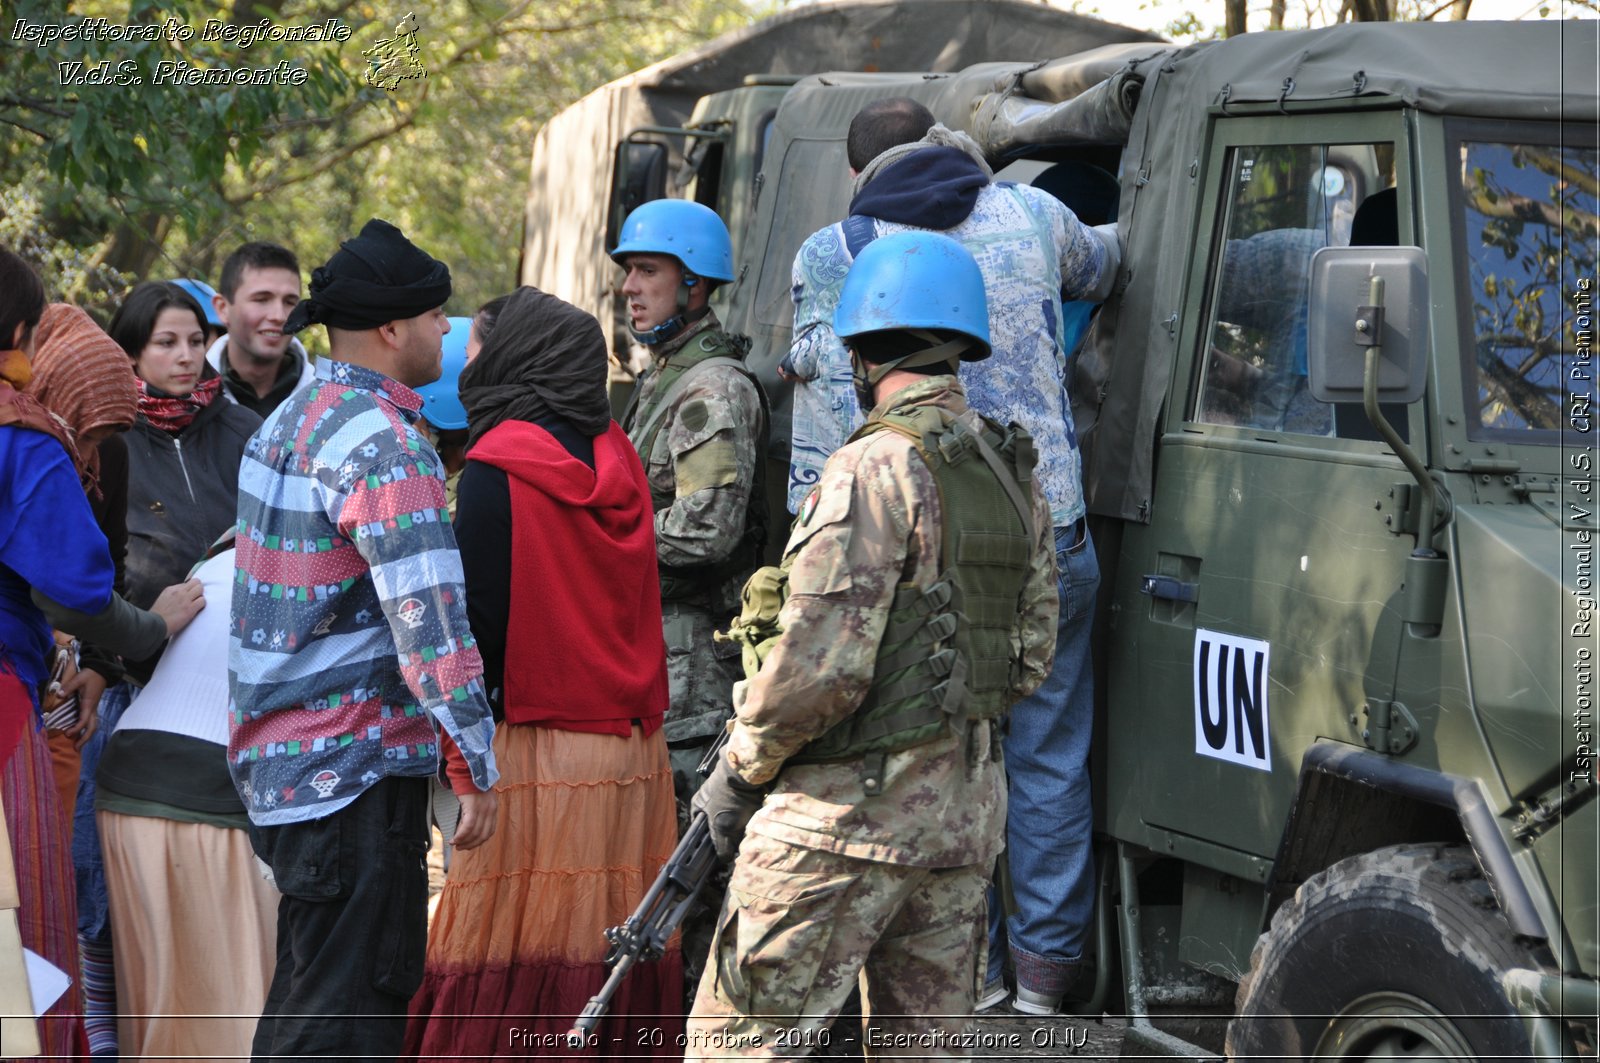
left=1306, top=246, right=1429, bottom=404
left=606, top=141, right=669, bottom=252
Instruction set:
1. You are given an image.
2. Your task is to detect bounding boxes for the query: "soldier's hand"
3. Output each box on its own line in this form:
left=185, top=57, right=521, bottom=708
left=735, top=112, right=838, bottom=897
left=692, top=757, right=767, bottom=863
left=452, top=788, right=499, bottom=851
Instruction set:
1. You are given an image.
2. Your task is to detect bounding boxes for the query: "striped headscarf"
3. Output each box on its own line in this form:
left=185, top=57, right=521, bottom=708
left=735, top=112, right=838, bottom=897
left=29, top=304, right=138, bottom=496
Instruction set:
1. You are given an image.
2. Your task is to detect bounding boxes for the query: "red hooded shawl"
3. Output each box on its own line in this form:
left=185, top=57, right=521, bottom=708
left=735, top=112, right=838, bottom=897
left=468, top=419, right=667, bottom=734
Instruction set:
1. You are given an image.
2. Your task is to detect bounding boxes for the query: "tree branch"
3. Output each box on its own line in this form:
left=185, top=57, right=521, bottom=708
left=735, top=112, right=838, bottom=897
left=1517, top=145, right=1600, bottom=202
left=1464, top=185, right=1600, bottom=241
left=0, top=114, right=51, bottom=140
left=224, top=110, right=417, bottom=205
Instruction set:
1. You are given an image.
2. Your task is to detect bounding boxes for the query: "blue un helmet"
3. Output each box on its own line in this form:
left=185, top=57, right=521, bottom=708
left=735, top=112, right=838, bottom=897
left=415, top=317, right=471, bottom=431
left=612, top=200, right=734, bottom=345
left=611, top=199, right=735, bottom=284
left=170, top=278, right=224, bottom=329
left=836, top=232, right=990, bottom=409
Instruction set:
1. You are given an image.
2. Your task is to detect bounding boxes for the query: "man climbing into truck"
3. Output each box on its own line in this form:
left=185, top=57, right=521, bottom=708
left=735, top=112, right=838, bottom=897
left=783, top=95, right=1121, bottom=1015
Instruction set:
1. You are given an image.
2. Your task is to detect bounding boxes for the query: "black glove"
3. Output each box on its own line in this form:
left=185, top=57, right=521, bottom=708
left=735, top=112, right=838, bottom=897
left=692, top=756, right=768, bottom=863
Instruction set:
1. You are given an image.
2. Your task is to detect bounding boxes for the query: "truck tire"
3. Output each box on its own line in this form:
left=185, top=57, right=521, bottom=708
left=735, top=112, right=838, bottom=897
left=1226, top=843, right=1537, bottom=1062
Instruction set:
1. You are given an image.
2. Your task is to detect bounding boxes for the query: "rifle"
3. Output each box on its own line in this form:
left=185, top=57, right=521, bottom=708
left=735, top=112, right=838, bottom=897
left=566, top=730, right=728, bottom=1048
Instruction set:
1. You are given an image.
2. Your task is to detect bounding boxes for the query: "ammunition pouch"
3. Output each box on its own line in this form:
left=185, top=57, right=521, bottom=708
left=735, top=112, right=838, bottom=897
left=715, top=564, right=789, bottom=679
left=788, top=577, right=973, bottom=792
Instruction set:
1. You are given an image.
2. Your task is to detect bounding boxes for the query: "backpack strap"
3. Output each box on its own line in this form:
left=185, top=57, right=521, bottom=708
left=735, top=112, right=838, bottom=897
left=842, top=215, right=878, bottom=258
left=630, top=355, right=749, bottom=464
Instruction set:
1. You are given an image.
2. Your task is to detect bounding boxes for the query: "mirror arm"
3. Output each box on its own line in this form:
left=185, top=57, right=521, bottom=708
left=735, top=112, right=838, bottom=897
left=1360, top=275, right=1439, bottom=556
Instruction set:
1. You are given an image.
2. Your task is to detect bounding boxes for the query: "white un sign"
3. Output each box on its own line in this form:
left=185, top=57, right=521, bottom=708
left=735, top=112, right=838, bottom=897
left=1192, top=628, right=1272, bottom=772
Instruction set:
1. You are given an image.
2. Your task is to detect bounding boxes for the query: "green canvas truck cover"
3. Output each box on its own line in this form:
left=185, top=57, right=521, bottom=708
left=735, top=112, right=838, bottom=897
left=520, top=0, right=1162, bottom=354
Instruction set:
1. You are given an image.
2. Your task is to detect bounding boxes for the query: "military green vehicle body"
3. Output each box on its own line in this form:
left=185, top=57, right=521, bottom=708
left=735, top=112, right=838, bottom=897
left=707, top=18, right=1598, bottom=1057
left=518, top=0, right=1159, bottom=362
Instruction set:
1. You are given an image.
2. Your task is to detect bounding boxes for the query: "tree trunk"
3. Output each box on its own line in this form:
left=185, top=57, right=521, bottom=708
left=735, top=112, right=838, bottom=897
left=105, top=214, right=172, bottom=279
left=1451, top=0, right=1474, bottom=18
left=1349, top=0, right=1391, bottom=21
left=1270, top=0, right=1287, bottom=29
left=1225, top=0, right=1248, bottom=36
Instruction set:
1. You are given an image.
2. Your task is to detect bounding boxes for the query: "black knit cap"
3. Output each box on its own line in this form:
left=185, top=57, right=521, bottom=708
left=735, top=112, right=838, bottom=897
left=284, top=218, right=451, bottom=334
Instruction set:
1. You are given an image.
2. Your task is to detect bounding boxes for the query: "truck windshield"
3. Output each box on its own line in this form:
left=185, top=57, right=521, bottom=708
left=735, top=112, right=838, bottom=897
left=1452, top=126, right=1597, bottom=443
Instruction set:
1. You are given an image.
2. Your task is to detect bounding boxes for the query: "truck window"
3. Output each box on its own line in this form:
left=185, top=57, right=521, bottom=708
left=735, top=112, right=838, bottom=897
left=687, top=138, right=725, bottom=212
left=1451, top=128, right=1598, bottom=442
left=1195, top=143, right=1396, bottom=436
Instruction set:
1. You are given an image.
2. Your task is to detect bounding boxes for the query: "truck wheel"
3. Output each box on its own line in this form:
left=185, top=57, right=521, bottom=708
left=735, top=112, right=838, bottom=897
left=1226, top=843, right=1537, bottom=1062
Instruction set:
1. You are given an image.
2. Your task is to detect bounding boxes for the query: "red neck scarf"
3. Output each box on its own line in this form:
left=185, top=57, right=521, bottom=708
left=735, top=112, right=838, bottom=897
left=137, top=374, right=221, bottom=434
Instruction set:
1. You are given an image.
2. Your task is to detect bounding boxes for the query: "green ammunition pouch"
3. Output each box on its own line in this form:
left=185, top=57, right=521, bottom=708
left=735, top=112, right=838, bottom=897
left=715, top=563, right=790, bottom=679
left=624, top=330, right=770, bottom=604
left=765, top=403, right=1037, bottom=792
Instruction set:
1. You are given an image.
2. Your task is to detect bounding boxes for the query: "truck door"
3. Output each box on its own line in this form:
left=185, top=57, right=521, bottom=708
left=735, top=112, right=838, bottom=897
left=1107, top=113, right=1422, bottom=861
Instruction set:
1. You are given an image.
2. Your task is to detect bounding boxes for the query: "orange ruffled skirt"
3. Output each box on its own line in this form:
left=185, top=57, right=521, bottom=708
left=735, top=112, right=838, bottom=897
left=405, top=722, right=683, bottom=1059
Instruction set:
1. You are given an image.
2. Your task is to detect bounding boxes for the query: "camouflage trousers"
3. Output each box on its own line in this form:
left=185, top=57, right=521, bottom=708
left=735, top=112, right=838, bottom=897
left=686, top=837, right=989, bottom=1060
left=663, top=601, right=740, bottom=815
left=662, top=600, right=740, bottom=1011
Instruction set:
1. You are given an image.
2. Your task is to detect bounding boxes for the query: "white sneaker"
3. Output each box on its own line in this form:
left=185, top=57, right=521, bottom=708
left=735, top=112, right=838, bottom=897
left=1011, top=986, right=1062, bottom=1016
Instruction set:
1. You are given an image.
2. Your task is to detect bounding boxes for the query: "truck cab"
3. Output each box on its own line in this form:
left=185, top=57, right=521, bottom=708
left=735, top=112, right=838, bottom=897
left=722, top=18, right=1597, bottom=1057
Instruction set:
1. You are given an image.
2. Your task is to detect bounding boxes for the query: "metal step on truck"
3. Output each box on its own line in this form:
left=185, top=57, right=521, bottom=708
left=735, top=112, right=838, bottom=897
left=527, top=11, right=1599, bottom=1059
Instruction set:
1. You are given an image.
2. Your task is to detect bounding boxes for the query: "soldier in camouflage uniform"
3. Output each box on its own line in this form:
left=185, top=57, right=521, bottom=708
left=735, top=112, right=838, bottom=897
left=612, top=199, right=767, bottom=1002
left=687, top=232, right=1057, bottom=1057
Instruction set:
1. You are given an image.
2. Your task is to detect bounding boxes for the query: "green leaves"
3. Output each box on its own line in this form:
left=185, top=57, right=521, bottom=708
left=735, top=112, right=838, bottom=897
left=2, top=0, right=756, bottom=315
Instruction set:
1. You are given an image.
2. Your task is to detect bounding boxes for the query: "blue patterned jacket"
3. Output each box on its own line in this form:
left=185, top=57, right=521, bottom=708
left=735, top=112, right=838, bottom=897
left=787, top=166, right=1113, bottom=527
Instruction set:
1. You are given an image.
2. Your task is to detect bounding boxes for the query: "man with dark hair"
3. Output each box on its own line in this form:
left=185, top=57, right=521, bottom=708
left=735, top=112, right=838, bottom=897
left=782, top=99, right=1121, bottom=1016
left=230, top=219, right=498, bottom=1060
left=845, top=96, right=935, bottom=172
left=610, top=196, right=767, bottom=1003
left=205, top=241, right=312, bottom=417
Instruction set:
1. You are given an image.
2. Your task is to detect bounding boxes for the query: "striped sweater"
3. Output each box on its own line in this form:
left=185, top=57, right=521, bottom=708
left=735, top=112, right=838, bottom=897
left=228, top=358, right=497, bottom=826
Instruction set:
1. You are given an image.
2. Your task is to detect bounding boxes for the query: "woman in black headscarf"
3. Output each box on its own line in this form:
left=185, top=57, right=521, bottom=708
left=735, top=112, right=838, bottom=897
left=405, top=288, right=682, bottom=1057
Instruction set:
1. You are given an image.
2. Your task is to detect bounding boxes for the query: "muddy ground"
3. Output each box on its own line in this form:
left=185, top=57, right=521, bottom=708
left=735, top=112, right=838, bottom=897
left=427, top=832, right=1195, bottom=1060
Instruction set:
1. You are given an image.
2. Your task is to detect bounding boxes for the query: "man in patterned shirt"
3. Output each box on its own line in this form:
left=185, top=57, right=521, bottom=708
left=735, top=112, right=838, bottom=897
left=229, top=218, right=498, bottom=1060
left=782, top=98, right=1119, bottom=1015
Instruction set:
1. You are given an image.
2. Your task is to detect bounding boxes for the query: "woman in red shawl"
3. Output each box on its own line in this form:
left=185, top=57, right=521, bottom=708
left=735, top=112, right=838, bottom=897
left=405, top=288, right=681, bottom=1059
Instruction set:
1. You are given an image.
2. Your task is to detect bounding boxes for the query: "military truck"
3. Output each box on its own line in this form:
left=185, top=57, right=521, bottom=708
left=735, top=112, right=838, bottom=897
left=518, top=0, right=1160, bottom=365
left=599, top=16, right=1596, bottom=1060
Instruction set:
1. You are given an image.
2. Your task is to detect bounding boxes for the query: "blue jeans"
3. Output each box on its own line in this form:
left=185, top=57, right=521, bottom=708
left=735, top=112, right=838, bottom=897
left=74, top=680, right=134, bottom=940
left=987, top=521, right=1097, bottom=997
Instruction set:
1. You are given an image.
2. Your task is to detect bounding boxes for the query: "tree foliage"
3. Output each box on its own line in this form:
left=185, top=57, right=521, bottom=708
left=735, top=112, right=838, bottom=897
left=1463, top=141, right=1598, bottom=432
left=0, top=0, right=757, bottom=319
left=1088, top=0, right=1599, bottom=44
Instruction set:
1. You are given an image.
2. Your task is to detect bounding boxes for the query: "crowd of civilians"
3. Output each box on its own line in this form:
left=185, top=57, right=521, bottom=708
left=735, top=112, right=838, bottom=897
left=0, top=98, right=1115, bottom=1062
left=0, top=225, right=685, bottom=1060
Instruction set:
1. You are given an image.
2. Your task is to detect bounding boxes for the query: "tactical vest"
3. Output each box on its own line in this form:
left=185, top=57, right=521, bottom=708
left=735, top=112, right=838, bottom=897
left=738, top=402, right=1036, bottom=790
left=624, top=329, right=769, bottom=603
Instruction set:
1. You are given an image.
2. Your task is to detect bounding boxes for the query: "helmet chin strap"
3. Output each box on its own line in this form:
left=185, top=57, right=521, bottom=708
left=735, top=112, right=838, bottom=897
left=630, top=275, right=700, bottom=346
left=850, top=329, right=972, bottom=410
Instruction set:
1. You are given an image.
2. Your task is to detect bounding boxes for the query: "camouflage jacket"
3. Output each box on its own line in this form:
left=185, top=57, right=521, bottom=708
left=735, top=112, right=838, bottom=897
left=627, top=312, right=764, bottom=617
left=726, top=375, right=1058, bottom=868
